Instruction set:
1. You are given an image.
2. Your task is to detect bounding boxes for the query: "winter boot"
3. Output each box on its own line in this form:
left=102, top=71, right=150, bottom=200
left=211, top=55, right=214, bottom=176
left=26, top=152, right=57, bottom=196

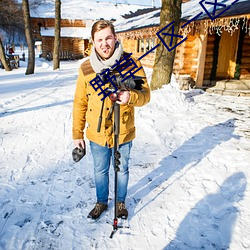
left=87, top=202, right=108, bottom=220
left=117, top=202, right=128, bottom=219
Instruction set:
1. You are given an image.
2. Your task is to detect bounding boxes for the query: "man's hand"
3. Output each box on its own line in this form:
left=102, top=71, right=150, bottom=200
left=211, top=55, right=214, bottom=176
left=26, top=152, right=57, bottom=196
left=74, top=139, right=85, bottom=149
left=116, top=90, right=130, bottom=105
left=72, top=139, right=86, bottom=162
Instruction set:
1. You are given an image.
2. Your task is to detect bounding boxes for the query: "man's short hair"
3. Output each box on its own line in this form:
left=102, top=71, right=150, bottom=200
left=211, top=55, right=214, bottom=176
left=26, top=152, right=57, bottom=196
left=91, top=20, right=116, bottom=40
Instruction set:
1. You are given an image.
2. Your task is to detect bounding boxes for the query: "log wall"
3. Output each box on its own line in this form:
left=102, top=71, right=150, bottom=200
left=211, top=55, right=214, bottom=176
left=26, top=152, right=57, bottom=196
left=240, top=35, right=250, bottom=79
left=173, top=35, right=199, bottom=81
left=41, top=37, right=87, bottom=58
left=203, top=34, right=216, bottom=82
left=32, top=18, right=86, bottom=29
left=119, top=38, right=156, bottom=68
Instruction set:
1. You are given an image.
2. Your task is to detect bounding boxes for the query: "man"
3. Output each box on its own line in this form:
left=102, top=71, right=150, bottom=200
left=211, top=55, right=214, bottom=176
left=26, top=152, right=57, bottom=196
left=72, top=20, right=150, bottom=220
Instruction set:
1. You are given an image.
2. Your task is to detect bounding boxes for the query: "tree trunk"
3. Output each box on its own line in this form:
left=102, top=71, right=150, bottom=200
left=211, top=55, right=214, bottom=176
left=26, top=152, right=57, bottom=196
left=22, top=0, right=35, bottom=75
left=53, top=0, right=61, bottom=70
left=0, top=37, right=11, bottom=71
left=151, top=0, right=182, bottom=90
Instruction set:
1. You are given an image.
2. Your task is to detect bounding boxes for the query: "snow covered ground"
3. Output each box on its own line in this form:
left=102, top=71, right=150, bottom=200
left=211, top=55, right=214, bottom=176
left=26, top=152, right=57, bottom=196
left=0, top=50, right=250, bottom=250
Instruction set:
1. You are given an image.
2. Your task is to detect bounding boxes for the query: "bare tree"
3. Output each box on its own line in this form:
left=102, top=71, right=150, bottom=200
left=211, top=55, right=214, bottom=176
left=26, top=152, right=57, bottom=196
left=22, top=0, right=35, bottom=75
left=0, top=37, right=11, bottom=71
left=0, top=0, right=23, bottom=71
left=0, top=0, right=24, bottom=35
left=151, top=0, right=182, bottom=90
left=53, top=0, right=61, bottom=70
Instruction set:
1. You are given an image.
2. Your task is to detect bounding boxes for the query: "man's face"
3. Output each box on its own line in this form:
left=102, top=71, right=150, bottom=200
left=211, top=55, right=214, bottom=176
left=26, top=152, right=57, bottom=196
left=93, top=27, right=117, bottom=60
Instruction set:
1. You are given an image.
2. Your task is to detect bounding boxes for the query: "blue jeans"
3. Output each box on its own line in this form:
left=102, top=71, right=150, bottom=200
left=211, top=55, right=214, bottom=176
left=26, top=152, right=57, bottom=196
left=90, top=141, right=132, bottom=205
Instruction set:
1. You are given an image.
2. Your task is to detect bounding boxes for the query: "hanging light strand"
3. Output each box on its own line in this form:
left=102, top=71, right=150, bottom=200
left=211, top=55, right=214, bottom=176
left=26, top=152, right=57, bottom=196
left=179, top=16, right=250, bottom=37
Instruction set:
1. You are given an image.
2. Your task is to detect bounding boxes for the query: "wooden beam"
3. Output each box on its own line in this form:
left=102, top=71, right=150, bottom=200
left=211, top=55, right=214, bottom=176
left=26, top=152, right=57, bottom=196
left=196, top=34, right=208, bottom=87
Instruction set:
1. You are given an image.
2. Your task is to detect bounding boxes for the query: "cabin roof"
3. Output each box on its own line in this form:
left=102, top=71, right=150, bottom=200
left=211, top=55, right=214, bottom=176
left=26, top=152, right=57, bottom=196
left=30, top=0, right=151, bottom=20
left=115, top=8, right=160, bottom=33
left=114, top=0, right=250, bottom=33
left=40, top=27, right=91, bottom=39
left=183, top=0, right=250, bottom=21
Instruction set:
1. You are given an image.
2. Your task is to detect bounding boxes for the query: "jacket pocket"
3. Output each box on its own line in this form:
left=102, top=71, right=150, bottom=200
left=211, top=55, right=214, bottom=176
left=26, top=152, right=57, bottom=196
left=120, top=106, right=134, bottom=134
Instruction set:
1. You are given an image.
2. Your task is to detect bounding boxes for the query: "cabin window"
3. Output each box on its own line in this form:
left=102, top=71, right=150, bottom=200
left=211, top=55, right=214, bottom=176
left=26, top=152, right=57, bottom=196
left=149, top=38, right=155, bottom=52
left=137, top=39, right=140, bottom=53
left=137, top=39, right=144, bottom=53
left=137, top=38, right=156, bottom=54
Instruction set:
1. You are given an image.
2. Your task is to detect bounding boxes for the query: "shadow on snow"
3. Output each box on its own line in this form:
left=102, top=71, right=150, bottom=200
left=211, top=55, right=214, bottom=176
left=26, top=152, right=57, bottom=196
left=127, top=118, right=244, bottom=248
left=164, top=172, right=247, bottom=249
left=0, top=100, right=73, bottom=117
left=128, top=118, right=239, bottom=214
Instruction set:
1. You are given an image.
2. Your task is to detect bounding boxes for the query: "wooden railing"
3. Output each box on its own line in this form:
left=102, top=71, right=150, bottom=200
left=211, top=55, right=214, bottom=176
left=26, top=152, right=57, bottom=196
left=46, top=51, right=84, bottom=61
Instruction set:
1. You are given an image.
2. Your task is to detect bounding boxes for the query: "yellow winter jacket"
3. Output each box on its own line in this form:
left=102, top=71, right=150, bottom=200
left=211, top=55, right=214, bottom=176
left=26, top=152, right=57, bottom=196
left=72, top=54, right=150, bottom=148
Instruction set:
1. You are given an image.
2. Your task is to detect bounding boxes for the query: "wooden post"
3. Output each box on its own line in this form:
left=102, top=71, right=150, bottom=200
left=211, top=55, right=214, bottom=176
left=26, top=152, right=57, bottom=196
left=195, top=34, right=207, bottom=88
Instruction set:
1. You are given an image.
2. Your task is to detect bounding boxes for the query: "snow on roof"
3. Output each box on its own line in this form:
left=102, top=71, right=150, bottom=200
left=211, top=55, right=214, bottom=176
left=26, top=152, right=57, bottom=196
left=114, top=8, right=160, bottom=32
left=30, top=0, right=151, bottom=20
left=40, top=27, right=91, bottom=39
left=182, top=0, right=250, bottom=21
left=114, top=0, right=250, bottom=33
left=35, top=41, right=42, bottom=45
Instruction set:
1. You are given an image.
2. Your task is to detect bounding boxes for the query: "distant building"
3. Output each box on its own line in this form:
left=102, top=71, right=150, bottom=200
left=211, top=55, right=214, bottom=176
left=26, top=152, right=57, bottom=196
left=31, top=18, right=92, bottom=60
left=30, top=1, right=151, bottom=60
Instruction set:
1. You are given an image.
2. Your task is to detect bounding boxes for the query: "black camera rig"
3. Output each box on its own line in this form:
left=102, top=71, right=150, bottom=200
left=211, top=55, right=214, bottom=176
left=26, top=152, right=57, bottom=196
left=98, top=68, right=144, bottom=91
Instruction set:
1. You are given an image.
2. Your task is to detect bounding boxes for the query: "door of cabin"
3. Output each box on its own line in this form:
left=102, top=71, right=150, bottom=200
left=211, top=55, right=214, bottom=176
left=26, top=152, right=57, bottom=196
left=216, top=30, right=239, bottom=79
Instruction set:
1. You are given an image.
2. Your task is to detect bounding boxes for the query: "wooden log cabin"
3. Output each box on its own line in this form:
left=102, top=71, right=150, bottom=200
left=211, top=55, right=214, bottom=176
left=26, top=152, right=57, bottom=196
left=30, top=1, right=154, bottom=61
left=115, top=0, right=250, bottom=89
left=31, top=18, right=92, bottom=60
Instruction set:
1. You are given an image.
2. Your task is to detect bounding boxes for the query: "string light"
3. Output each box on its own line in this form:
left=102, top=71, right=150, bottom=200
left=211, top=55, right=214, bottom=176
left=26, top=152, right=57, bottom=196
left=180, top=16, right=250, bottom=37
left=117, top=16, right=250, bottom=40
